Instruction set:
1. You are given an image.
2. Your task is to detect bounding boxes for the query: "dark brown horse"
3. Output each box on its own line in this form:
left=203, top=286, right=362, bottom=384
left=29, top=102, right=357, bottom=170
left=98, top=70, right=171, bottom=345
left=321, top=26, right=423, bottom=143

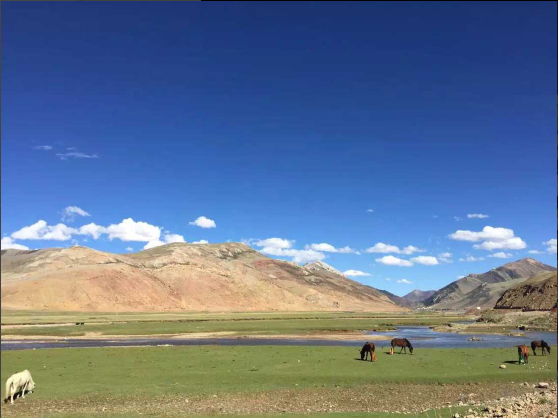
left=390, top=338, right=413, bottom=355
left=518, top=345, right=529, bottom=364
left=360, top=342, right=376, bottom=361
left=531, top=340, right=551, bottom=356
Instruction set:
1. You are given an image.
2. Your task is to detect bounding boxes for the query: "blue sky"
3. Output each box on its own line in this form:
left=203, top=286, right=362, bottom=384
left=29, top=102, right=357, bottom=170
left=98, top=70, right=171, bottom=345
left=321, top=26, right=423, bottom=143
left=1, top=2, right=556, bottom=296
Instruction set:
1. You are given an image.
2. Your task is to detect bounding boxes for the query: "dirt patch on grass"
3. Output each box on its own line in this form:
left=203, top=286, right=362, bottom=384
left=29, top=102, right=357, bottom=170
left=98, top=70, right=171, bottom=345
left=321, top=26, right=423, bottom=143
left=0, top=381, right=544, bottom=417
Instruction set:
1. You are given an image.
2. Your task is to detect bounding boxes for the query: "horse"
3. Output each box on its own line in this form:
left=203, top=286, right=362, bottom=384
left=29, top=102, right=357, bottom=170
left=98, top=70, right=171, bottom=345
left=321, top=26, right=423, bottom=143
left=360, top=342, right=376, bottom=361
left=390, top=338, right=413, bottom=355
left=517, top=345, right=529, bottom=365
left=531, top=340, right=551, bottom=356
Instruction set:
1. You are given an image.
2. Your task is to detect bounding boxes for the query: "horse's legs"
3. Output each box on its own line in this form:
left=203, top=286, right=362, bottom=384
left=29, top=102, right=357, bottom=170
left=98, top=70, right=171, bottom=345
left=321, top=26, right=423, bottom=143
left=21, top=383, right=27, bottom=399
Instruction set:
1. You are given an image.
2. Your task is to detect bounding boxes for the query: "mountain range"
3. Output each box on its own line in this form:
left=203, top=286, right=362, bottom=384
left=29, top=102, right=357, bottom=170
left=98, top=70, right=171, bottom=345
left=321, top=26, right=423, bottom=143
left=0, top=244, right=402, bottom=312
left=2, top=245, right=555, bottom=313
left=422, top=258, right=557, bottom=310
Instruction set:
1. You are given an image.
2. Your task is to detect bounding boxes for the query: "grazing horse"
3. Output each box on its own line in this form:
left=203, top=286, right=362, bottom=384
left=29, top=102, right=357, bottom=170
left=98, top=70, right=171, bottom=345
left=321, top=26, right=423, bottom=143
left=360, top=342, right=376, bottom=361
left=390, top=338, right=413, bottom=355
left=531, top=340, right=551, bottom=356
left=517, top=345, right=529, bottom=365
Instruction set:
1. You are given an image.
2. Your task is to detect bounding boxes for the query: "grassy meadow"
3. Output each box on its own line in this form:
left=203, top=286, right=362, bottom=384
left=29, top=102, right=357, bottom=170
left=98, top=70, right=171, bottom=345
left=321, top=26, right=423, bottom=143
left=1, top=310, right=470, bottom=337
left=1, top=345, right=555, bottom=417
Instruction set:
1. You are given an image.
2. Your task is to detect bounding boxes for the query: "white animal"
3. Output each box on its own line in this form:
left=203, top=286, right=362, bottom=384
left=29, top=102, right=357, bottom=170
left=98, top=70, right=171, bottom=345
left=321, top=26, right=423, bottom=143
left=4, top=370, right=35, bottom=404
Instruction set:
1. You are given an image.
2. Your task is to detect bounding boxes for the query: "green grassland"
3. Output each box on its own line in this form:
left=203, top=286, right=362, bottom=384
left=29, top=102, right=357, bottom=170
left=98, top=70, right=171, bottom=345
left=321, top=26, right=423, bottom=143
left=1, top=311, right=469, bottom=337
left=1, top=346, right=555, bottom=417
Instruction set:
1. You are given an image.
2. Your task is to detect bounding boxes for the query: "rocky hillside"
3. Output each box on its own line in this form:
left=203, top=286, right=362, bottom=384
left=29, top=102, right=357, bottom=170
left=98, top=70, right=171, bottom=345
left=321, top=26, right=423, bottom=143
left=377, top=289, right=436, bottom=308
left=0, top=243, right=404, bottom=312
left=376, top=289, right=414, bottom=308
left=402, top=290, right=436, bottom=304
left=423, top=258, right=556, bottom=310
left=494, top=271, right=557, bottom=311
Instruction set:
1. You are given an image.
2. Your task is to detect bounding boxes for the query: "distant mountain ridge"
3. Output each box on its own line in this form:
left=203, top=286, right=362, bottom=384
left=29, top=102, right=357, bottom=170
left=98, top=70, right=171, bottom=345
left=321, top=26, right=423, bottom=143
left=376, top=289, right=435, bottom=308
left=402, top=289, right=436, bottom=304
left=423, top=258, right=557, bottom=310
left=1, top=244, right=404, bottom=313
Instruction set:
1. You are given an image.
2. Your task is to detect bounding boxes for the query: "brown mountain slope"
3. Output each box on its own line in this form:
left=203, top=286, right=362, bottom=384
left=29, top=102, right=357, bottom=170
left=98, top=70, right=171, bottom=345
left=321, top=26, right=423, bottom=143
left=423, top=258, right=557, bottom=310
left=494, top=271, right=557, bottom=311
left=402, top=290, right=436, bottom=304
left=0, top=243, right=404, bottom=312
left=376, top=289, right=414, bottom=308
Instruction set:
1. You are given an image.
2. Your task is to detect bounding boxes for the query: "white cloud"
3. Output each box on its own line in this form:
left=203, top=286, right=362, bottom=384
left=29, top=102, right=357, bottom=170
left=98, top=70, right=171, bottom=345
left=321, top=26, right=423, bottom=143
left=163, top=233, right=185, bottom=244
left=126, top=247, right=133, bottom=252
left=308, top=243, right=356, bottom=254
left=189, top=216, right=216, bottom=229
left=343, top=270, right=371, bottom=277
left=260, top=247, right=325, bottom=264
left=1, top=237, right=30, bottom=250
left=454, top=216, right=463, bottom=221
left=432, top=215, right=439, bottom=219
left=366, top=209, right=374, bottom=213
left=62, top=206, right=91, bottom=222
left=385, top=278, right=392, bottom=281
left=459, top=256, right=485, bottom=262
left=528, top=250, right=543, bottom=254
left=488, top=252, right=513, bottom=259
left=78, top=223, right=107, bottom=240
left=449, top=226, right=515, bottom=242
left=33, top=145, right=52, bottom=150
left=467, top=213, right=489, bottom=219
left=366, top=243, right=401, bottom=253
left=56, top=151, right=99, bottom=160
left=410, top=256, right=439, bottom=266
left=397, top=279, right=413, bottom=284
left=143, top=232, right=185, bottom=250
left=401, top=245, right=425, bottom=255
left=543, top=239, right=557, bottom=254
left=375, top=255, right=413, bottom=267
left=106, top=218, right=161, bottom=242
left=192, top=240, right=209, bottom=244
left=449, top=226, right=526, bottom=251
left=473, top=238, right=526, bottom=251
left=11, top=220, right=77, bottom=241
left=438, top=252, right=453, bottom=263
left=253, top=238, right=293, bottom=249
left=143, top=240, right=164, bottom=250
left=365, top=243, right=425, bottom=255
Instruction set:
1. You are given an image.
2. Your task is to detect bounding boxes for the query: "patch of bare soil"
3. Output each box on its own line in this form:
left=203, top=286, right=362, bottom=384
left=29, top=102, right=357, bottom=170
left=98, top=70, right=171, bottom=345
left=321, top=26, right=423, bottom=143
left=0, top=382, right=548, bottom=417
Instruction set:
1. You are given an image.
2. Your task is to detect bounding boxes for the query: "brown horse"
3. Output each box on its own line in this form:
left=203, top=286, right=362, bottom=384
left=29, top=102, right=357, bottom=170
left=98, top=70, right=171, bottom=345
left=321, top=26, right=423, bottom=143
left=360, top=342, right=376, bottom=361
left=531, top=340, right=551, bottom=356
left=518, top=345, right=529, bottom=364
left=390, top=338, right=413, bottom=355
